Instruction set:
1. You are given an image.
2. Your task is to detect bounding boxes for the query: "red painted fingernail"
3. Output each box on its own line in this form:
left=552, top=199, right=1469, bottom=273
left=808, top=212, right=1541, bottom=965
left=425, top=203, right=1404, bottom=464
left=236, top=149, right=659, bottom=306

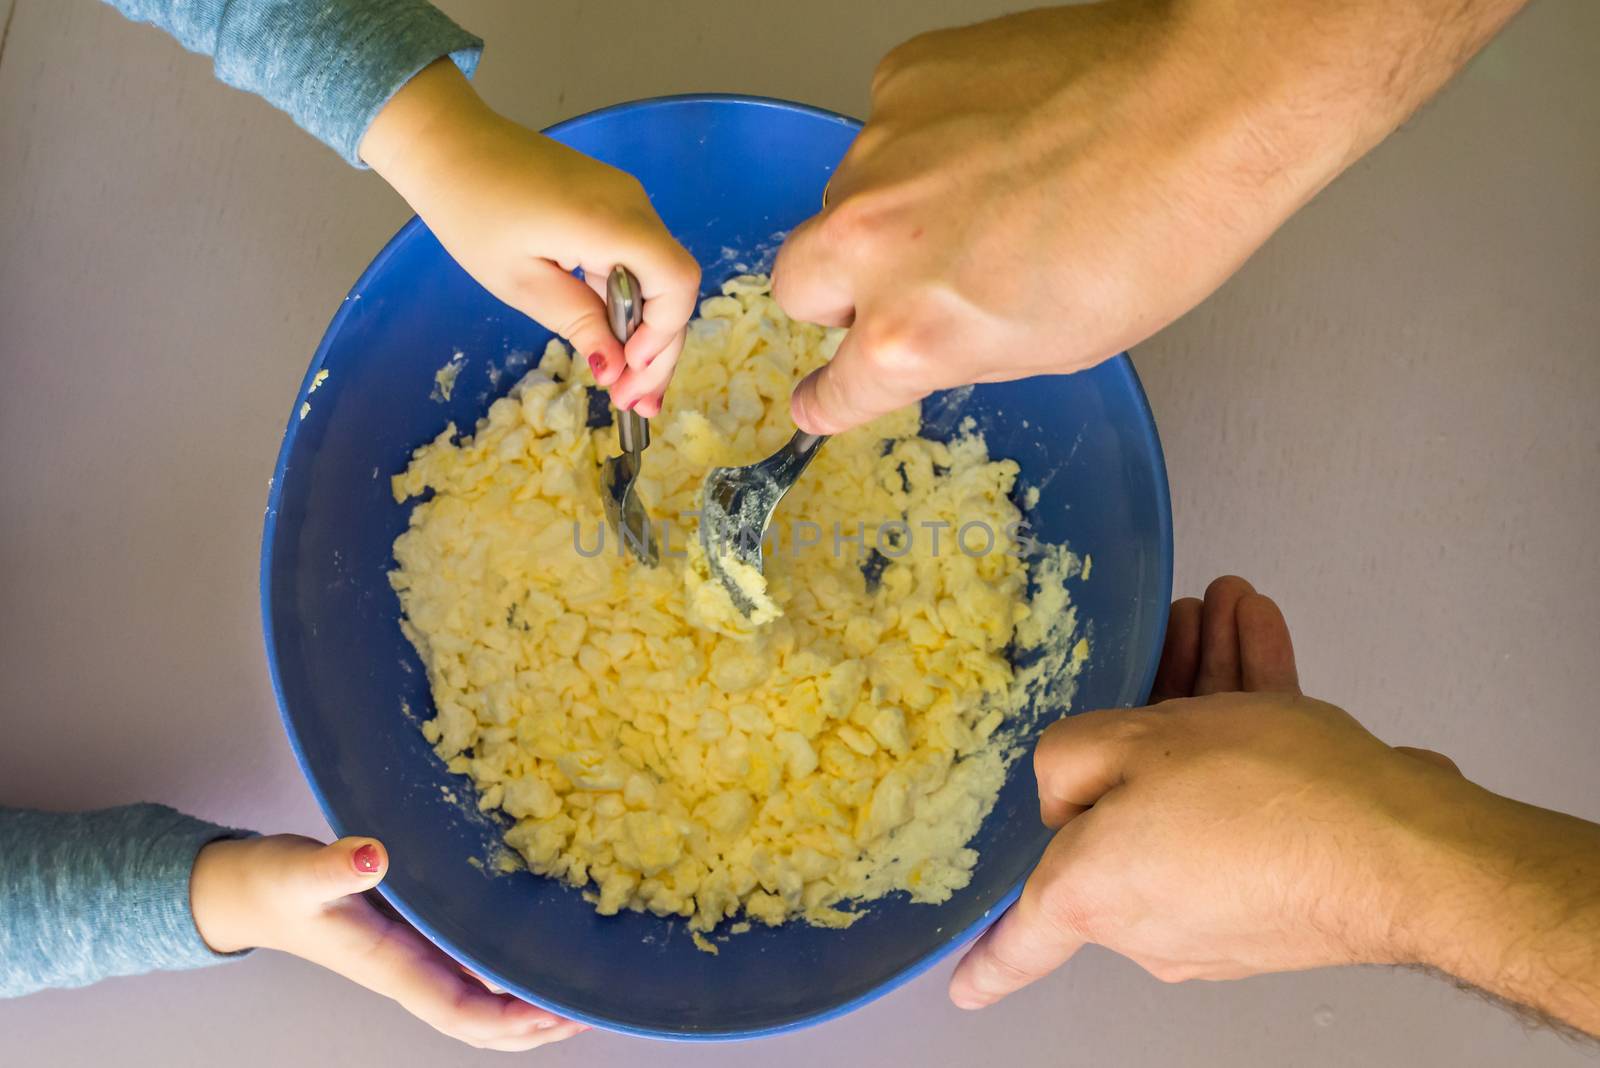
left=587, top=353, right=605, bottom=376
left=353, top=843, right=381, bottom=873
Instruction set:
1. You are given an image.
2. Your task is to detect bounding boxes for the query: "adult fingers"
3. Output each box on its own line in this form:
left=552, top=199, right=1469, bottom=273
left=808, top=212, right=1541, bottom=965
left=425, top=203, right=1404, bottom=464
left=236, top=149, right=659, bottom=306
left=949, top=821, right=1092, bottom=1009
left=1034, top=707, right=1152, bottom=827
left=1192, top=576, right=1256, bottom=695
left=789, top=328, right=932, bottom=435
left=1150, top=597, right=1202, bottom=702
left=772, top=212, right=856, bottom=328
left=507, top=262, right=625, bottom=387
left=330, top=916, right=566, bottom=1044
left=1236, top=593, right=1300, bottom=694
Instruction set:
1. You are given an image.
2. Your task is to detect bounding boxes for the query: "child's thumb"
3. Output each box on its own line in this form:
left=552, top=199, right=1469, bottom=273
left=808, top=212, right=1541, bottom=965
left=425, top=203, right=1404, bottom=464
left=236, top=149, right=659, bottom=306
left=508, top=263, right=626, bottom=388
left=296, top=837, right=388, bottom=905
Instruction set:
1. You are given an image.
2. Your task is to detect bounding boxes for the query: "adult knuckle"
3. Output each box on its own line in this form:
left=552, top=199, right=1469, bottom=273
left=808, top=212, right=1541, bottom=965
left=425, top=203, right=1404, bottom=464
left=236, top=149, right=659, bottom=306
left=1035, top=880, right=1097, bottom=943
left=860, top=298, right=950, bottom=378
left=1032, top=716, right=1086, bottom=782
left=819, top=195, right=876, bottom=251
left=869, top=50, right=905, bottom=97
left=770, top=254, right=803, bottom=305
left=1147, top=961, right=1197, bottom=985
left=1095, top=714, right=1155, bottom=764
left=1114, top=710, right=1161, bottom=750
left=872, top=33, right=931, bottom=95
left=1146, top=962, right=1180, bottom=984
left=980, top=945, right=1037, bottom=990
left=1032, top=735, right=1056, bottom=780
left=842, top=122, right=890, bottom=166
left=858, top=332, right=925, bottom=380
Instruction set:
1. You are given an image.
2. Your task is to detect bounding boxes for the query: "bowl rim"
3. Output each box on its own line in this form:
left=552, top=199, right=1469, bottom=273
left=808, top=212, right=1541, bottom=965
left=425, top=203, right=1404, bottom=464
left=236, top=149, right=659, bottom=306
left=260, top=92, right=1174, bottom=1042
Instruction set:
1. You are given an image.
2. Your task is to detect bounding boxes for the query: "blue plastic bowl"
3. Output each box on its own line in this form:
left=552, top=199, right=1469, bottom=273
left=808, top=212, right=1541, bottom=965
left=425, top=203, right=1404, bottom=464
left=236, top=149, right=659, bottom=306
left=262, top=95, right=1172, bottom=1040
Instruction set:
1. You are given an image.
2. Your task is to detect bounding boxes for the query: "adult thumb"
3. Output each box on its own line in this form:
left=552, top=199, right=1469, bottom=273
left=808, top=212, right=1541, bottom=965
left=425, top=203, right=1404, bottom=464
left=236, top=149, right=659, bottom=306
left=790, top=329, right=932, bottom=435
left=295, top=836, right=388, bottom=906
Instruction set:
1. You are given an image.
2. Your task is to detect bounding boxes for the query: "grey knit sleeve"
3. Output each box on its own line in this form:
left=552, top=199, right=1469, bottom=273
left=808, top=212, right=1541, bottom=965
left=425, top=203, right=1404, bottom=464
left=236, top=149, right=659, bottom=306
left=0, top=804, right=255, bottom=998
left=102, top=0, right=483, bottom=165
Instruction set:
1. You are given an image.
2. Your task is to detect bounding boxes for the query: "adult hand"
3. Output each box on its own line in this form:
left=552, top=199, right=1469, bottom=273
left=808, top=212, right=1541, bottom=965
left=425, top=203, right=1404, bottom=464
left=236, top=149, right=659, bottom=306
left=774, top=0, right=1526, bottom=434
left=191, top=835, right=587, bottom=1051
left=951, top=576, right=1459, bottom=1001
left=361, top=60, right=700, bottom=417
left=948, top=577, right=1600, bottom=1038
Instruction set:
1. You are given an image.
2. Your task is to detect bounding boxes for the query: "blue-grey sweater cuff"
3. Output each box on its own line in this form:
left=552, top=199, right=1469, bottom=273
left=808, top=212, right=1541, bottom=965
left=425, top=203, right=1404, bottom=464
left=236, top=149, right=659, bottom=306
left=213, top=2, right=483, bottom=167
left=130, top=807, right=257, bottom=974
left=0, top=804, right=256, bottom=998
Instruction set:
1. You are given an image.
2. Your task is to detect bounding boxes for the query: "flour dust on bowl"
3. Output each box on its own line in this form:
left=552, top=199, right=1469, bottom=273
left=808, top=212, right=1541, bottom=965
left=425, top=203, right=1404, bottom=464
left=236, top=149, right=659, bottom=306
left=262, top=95, right=1172, bottom=1041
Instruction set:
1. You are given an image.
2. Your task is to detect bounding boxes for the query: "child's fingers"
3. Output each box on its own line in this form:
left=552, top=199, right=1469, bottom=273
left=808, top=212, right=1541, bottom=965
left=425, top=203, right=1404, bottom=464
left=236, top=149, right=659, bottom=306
left=623, top=319, right=682, bottom=372
left=330, top=918, right=566, bottom=1044
left=475, top=1020, right=591, bottom=1052
left=297, top=837, right=387, bottom=905
left=288, top=856, right=576, bottom=1047
left=610, top=331, right=683, bottom=412
left=622, top=246, right=699, bottom=371
left=509, top=262, right=625, bottom=387
left=651, top=329, right=687, bottom=382
left=462, top=965, right=507, bottom=994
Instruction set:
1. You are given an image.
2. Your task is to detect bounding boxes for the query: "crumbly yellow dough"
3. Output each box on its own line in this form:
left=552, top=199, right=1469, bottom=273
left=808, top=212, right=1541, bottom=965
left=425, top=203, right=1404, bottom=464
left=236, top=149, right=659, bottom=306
left=432, top=353, right=464, bottom=402
left=389, top=277, right=1085, bottom=935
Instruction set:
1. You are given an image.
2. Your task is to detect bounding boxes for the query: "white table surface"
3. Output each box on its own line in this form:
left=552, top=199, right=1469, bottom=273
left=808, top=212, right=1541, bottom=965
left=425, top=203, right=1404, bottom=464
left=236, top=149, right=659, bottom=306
left=1, top=1, right=1596, bottom=1064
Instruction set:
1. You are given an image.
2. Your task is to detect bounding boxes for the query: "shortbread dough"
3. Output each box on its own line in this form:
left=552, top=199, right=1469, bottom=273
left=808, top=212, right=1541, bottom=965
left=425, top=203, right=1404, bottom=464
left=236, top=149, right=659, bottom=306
left=389, top=277, right=1086, bottom=934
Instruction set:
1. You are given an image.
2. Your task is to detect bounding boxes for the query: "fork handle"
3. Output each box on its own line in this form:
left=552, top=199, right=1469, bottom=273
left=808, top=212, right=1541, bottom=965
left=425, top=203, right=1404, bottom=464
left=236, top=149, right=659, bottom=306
left=772, top=430, right=828, bottom=483
left=606, top=265, right=650, bottom=457
left=618, top=407, right=649, bottom=455
left=606, top=265, right=644, bottom=343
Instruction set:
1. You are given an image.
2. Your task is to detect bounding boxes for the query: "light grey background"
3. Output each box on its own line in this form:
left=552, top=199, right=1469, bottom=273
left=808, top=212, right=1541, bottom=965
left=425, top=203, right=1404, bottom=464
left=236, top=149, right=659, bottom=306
left=1, top=0, right=1595, bottom=1064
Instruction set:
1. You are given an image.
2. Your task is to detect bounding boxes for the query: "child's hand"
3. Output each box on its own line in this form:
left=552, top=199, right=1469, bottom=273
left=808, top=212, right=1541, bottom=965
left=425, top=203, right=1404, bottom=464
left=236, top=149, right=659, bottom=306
left=191, top=835, right=585, bottom=1051
left=360, top=61, right=700, bottom=419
